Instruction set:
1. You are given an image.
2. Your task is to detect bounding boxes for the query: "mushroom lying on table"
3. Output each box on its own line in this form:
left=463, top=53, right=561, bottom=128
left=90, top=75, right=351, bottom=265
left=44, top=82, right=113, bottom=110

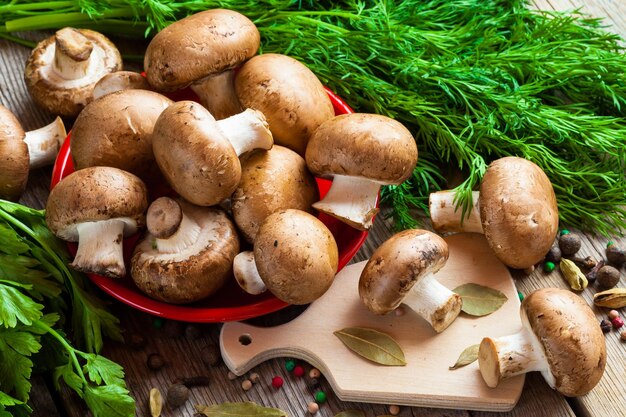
left=359, top=229, right=462, bottom=333
left=429, top=156, right=558, bottom=269
left=131, top=197, right=240, bottom=304
left=0, top=104, right=66, bottom=200
left=25, top=27, right=122, bottom=117
left=45, top=166, right=148, bottom=278
left=479, top=287, right=606, bottom=396
left=305, top=113, right=418, bottom=230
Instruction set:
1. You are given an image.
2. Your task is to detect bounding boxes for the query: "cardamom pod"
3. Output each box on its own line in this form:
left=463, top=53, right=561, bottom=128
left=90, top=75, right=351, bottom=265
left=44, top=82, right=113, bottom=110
left=149, top=387, right=163, bottom=417
left=560, top=259, right=588, bottom=291
left=594, top=288, right=626, bottom=309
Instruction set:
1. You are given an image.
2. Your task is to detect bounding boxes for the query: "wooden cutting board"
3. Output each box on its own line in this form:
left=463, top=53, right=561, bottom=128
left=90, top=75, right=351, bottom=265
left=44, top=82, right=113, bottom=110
left=220, top=233, right=525, bottom=411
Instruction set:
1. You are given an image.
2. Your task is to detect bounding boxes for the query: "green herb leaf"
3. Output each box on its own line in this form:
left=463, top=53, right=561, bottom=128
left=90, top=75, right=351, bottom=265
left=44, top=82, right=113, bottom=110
left=453, top=283, right=508, bottom=316
left=0, top=327, right=42, bottom=401
left=333, top=327, right=406, bottom=366
left=53, top=362, right=84, bottom=395
left=0, top=282, right=43, bottom=327
left=196, top=402, right=288, bottom=416
left=335, top=412, right=365, bottom=417
left=84, top=384, right=135, bottom=417
left=449, top=344, right=480, bottom=370
left=82, top=353, right=126, bottom=387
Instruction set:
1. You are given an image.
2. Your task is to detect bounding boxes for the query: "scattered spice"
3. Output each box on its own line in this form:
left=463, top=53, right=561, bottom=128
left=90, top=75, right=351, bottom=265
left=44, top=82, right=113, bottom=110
left=545, top=245, right=562, bottom=263
left=249, top=372, right=260, bottom=383
left=308, top=378, right=321, bottom=392
left=184, top=324, right=202, bottom=340
left=568, top=256, right=597, bottom=270
left=594, top=288, right=626, bottom=309
left=596, top=265, right=621, bottom=288
left=241, top=379, right=253, bottom=391
left=606, top=242, right=626, bottom=267
left=167, top=384, right=190, bottom=409
left=200, top=344, right=221, bottom=367
left=559, top=259, right=588, bottom=291
left=612, top=317, right=624, bottom=329
left=314, top=391, right=327, bottom=403
left=608, top=310, right=620, bottom=320
left=523, top=265, right=535, bottom=275
left=600, top=319, right=612, bottom=333
left=227, top=371, right=238, bottom=380
left=127, top=333, right=147, bottom=350
left=293, top=365, right=305, bottom=377
left=621, top=330, right=626, bottom=342
left=285, top=359, right=296, bottom=372
left=388, top=405, right=401, bottom=415
left=271, top=376, right=284, bottom=389
left=163, top=320, right=185, bottom=338
left=175, top=376, right=210, bottom=388
left=585, top=259, right=605, bottom=284
left=559, top=233, right=581, bottom=256
left=147, top=353, right=165, bottom=370
left=309, top=368, right=321, bottom=379
left=543, top=261, right=556, bottom=273
left=307, top=401, right=319, bottom=414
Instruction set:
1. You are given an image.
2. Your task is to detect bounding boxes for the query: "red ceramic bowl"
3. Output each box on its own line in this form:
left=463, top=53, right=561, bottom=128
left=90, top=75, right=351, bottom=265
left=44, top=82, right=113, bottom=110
left=50, top=87, right=371, bottom=322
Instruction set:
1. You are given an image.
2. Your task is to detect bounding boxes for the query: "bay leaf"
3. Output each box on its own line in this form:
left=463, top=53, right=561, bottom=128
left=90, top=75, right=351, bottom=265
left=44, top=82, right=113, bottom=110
left=333, top=327, right=406, bottom=366
left=453, top=283, right=508, bottom=316
left=196, top=402, right=288, bottom=416
left=449, top=344, right=479, bottom=370
left=335, top=411, right=366, bottom=417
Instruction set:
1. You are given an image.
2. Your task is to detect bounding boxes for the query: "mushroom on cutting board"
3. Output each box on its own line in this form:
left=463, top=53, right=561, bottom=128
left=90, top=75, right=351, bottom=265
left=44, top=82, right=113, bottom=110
left=70, top=89, right=173, bottom=182
left=25, top=27, right=122, bottom=117
left=45, top=166, right=148, bottom=279
left=429, top=156, right=558, bottom=269
left=0, top=104, right=66, bottom=200
left=478, top=287, right=606, bottom=396
left=131, top=197, right=240, bottom=304
left=92, top=71, right=152, bottom=99
left=359, top=229, right=461, bottom=333
left=144, top=9, right=259, bottom=119
left=232, top=145, right=319, bottom=243
left=305, top=113, right=418, bottom=230
left=235, top=53, right=335, bottom=155
left=152, top=100, right=273, bottom=207
left=233, top=209, right=338, bottom=305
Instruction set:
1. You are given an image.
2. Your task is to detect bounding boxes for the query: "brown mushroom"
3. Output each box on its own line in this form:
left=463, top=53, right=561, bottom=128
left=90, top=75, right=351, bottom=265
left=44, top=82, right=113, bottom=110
left=429, top=156, right=559, bottom=269
left=359, top=229, right=461, bottom=333
left=131, top=197, right=240, bottom=304
left=305, top=113, right=418, bottom=230
left=233, top=209, right=338, bottom=304
left=45, top=166, right=148, bottom=278
left=25, top=27, right=122, bottom=117
left=144, top=9, right=259, bottom=119
left=234, top=53, right=335, bottom=155
left=151, top=101, right=273, bottom=207
left=92, top=71, right=152, bottom=99
left=478, top=287, right=606, bottom=396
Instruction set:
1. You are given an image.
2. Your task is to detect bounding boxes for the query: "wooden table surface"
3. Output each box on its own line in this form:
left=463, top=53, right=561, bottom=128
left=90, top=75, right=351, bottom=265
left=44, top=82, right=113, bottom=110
left=2, top=1, right=625, bottom=416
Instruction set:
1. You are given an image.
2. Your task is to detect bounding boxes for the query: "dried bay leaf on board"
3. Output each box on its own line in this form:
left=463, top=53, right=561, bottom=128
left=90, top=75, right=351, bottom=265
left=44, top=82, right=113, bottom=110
left=333, top=327, right=406, bottom=366
left=335, top=411, right=366, bottom=417
left=453, top=283, right=508, bottom=316
left=449, top=344, right=480, bottom=370
left=196, top=402, right=287, bottom=416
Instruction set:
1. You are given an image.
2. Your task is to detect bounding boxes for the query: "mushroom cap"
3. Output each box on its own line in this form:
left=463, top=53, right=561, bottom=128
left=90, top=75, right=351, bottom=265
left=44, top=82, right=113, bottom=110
left=71, top=89, right=173, bottom=181
left=0, top=105, right=28, bottom=201
left=522, top=288, right=606, bottom=396
left=92, top=70, right=152, bottom=99
left=25, top=28, right=122, bottom=117
left=46, top=166, right=148, bottom=241
left=234, top=53, right=335, bottom=155
left=305, top=113, right=418, bottom=184
left=232, top=145, right=319, bottom=243
left=479, top=157, right=558, bottom=269
left=131, top=202, right=240, bottom=304
left=144, top=9, right=260, bottom=91
left=146, top=196, right=183, bottom=239
left=359, top=229, right=449, bottom=315
left=152, top=100, right=241, bottom=206
left=254, top=209, right=338, bottom=305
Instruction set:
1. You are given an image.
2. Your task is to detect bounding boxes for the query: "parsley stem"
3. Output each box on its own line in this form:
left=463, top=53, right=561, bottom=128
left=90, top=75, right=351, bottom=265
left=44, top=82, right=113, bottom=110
left=33, top=320, right=87, bottom=382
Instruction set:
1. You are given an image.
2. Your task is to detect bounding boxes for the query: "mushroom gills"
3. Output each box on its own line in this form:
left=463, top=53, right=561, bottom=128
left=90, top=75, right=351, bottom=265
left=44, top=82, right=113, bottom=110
left=190, top=70, right=243, bottom=120
left=152, top=211, right=202, bottom=254
left=312, top=174, right=381, bottom=230
left=233, top=251, right=267, bottom=295
left=53, top=28, right=94, bottom=79
left=216, top=108, right=273, bottom=156
left=23, top=117, right=67, bottom=169
left=429, top=190, right=482, bottom=233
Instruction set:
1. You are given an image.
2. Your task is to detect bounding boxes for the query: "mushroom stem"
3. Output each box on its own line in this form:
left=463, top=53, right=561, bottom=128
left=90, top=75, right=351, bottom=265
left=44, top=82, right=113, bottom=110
left=216, top=108, right=273, bottom=156
left=71, top=218, right=127, bottom=279
left=191, top=70, right=243, bottom=120
left=313, top=175, right=380, bottom=230
left=429, top=190, right=483, bottom=233
left=233, top=251, right=267, bottom=295
left=53, top=28, right=95, bottom=80
left=153, top=211, right=202, bottom=254
left=401, top=272, right=462, bottom=333
left=24, top=117, right=66, bottom=169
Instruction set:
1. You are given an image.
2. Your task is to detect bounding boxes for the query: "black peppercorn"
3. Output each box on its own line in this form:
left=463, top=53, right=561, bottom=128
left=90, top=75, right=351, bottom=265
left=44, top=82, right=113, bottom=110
left=606, top=243, right=626, bottom=267
left=559, top=233, right=582, bottom=256
left=600, top=319, right=612, bottom=333
left=127, top=333, right=146, bottom=350
left=167, top=383, right=190, bottom=408
left=200, top=344, right=221, bottom=367
left=545, top=245, right=562, bottom=263
left=147, top=353, right=166, bottom=370
left=596, top=265, right=620, bottom=288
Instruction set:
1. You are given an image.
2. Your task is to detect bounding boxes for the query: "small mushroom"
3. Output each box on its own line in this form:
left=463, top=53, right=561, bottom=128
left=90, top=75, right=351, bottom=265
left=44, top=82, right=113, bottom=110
left=0, top=104, right=66, bottom=200
left=45, top=166, right=148, bottom=278
left=232, top=145, right=319, bottom=243
left=478, top=288, right=606, bottom=397
left=233, top=209, right=338, bottom=304
left=92, top=71, right=152, bottom=99
left=25, top=27, right=122, bottom=117
left=359, top=229, right=461, bottom=333
left=429, top=157, right=558, bottom=269
left=234, top=53, right=335, bottom=155
left=144, top=9, right=259, bottom=119
left=305, top=113, right=418, bottom=230
left=131, top=197, right=240, bottom=304
left=152, top=101, right=273, bottom=206
left=70, top=89, right=173, bottom=182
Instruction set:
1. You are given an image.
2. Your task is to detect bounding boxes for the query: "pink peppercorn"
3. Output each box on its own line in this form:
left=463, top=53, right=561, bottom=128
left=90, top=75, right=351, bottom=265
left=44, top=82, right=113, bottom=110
left=271, top=376, right=284, bottom=388
left=612, top=316, right=624, bottom=329
left=293, top=365, right=305, bottom=377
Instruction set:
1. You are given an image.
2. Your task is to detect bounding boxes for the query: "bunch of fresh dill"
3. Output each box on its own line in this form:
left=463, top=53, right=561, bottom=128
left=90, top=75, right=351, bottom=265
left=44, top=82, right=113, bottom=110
left=2, top=0, right=626, bottom=234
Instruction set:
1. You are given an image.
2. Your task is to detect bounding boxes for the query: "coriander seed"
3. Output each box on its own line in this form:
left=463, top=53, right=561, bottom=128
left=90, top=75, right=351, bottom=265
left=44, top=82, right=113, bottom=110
left=309, top=368, right=321, bottom=379
left=597, top=265, right=620, bottom=288
left=307, top=401, right=319, bottom=414
left=559, top=233, right=581, bottom=256
left=389, top=405, right=401, bottom=415
left=241, top=379, right=253, bottom=391
left=621, top=330, right=626, bottom=342
left=249, top=373, right=260, bottom=383
left=608, top=310, right=620, bottom=320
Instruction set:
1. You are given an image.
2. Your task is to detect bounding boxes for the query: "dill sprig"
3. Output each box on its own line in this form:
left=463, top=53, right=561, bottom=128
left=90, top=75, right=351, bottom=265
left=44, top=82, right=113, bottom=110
left=2, top=0, right=626, bottom=234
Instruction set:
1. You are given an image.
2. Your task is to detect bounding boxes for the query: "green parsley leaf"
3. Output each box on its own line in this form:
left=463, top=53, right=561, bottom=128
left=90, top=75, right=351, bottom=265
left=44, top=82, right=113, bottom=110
left=0, top=327, right=41, bottom=401
left=84, top=384, right=135, bottom=417
left=53, top=362, right=84, bottom=396
left=82, top=353, right=126, bottom=387
left=0, top=282, right=42, bottom=327
left=0, top=254, right=60, bottom=300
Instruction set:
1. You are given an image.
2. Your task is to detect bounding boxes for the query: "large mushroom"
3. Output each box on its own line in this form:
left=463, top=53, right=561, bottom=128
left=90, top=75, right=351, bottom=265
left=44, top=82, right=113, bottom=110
left=478, top=287, right=606, bottom=396
left=233, top=209, right=338, bottom=304
left=234, top=53, right=335, bottom=155
left=359, top=229, right=462, bottom=333
left=305, top=113, right=418, bottom=230
left=92, top=71, right=152, bottom=99
left=231, top=145, right=319, bottom=243
left=151, top=100, right=273, bottom=206
left=144, top=9, right=259, bottom=119
left=0, top=104, right=66, bottom=200
left=429, top=156, right=558, bottom=269
left=25, top=27, right=122, bottom=117
left=46, top=166, right=148, bottom=279
left=131, top=197, right=240, bottom=304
